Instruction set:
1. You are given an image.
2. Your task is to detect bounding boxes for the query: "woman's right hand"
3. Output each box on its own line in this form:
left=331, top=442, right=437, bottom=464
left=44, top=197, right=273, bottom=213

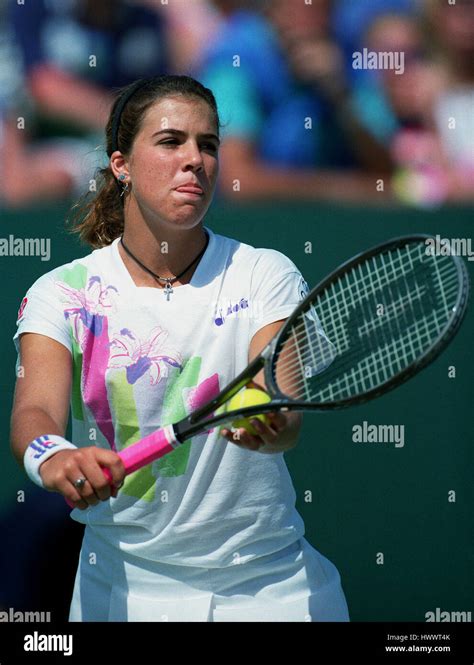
left=39, top=446, right=126, bottom=510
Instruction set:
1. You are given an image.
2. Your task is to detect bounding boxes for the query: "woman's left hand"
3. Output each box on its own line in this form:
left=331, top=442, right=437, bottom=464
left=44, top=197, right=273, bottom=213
left=220, top=411, right=301, bottom=454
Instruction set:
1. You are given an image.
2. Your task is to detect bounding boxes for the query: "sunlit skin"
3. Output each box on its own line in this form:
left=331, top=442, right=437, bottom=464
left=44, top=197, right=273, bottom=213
left=110, top=95, right=220, bottom=281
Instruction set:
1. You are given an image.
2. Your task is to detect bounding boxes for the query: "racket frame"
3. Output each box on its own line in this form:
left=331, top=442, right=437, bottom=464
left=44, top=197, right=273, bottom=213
left=173, top=234, right=469, bottom=441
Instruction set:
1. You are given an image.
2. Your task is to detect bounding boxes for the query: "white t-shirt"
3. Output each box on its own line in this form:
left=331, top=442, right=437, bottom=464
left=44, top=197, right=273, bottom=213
left=13, top=226, right=324, bottom=567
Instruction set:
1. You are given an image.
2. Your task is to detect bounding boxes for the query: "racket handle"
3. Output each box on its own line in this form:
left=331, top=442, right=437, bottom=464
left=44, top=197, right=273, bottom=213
left=65, top=425, right=178, bottom=508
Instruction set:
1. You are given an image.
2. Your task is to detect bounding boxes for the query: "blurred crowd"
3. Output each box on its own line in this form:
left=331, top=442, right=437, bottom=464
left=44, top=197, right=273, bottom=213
left=0, top=0, right=473, bottom=209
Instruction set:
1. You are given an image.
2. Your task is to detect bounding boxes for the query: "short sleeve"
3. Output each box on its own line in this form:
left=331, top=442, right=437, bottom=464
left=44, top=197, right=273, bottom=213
left=248, top=250, right=336, bottom=375
left=13, top=273, right=72, bottom=357
left=249, top=250, right=311, bottom=339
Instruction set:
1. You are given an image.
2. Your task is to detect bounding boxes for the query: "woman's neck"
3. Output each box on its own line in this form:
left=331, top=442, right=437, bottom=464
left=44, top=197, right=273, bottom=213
left=119, top=220, right=208, bottom=287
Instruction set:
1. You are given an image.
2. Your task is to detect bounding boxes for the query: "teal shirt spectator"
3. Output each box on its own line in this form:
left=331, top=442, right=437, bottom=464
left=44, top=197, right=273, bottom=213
left=198, top=11, right=355, bottom=169
left=351, top=82, right=399, bottom=144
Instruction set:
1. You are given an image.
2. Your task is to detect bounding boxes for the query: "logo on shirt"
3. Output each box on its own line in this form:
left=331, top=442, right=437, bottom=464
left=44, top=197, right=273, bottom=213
left=214, top=298, right=249, bottom=326
left=299, top=277, right=310, bottom=301
left=17, top=296, right=28, bottom=322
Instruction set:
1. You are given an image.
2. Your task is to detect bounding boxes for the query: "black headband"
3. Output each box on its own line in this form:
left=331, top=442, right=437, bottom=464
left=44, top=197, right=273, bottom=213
left=109, top=78, right=151, bottom=156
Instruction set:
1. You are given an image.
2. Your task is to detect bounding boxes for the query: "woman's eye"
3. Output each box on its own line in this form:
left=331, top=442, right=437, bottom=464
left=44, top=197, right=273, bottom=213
left=159, top=139, right=218, bottom=152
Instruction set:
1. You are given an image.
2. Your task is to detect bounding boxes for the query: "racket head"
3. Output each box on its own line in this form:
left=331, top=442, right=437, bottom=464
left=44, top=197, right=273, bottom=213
left=266, top=234, right=470, bottom=410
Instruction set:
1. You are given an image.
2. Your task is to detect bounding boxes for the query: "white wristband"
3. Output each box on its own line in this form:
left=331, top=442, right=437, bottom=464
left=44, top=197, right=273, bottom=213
left=23, top=435, right=77, bottom=488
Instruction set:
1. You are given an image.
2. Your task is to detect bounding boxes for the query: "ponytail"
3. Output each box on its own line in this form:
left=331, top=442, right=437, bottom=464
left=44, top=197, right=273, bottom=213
left=68, top=166, right=124, bottom=248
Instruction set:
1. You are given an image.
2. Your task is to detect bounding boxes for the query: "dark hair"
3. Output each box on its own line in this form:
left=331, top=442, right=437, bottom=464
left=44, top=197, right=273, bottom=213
left=68, top=75, right=220, bottom=248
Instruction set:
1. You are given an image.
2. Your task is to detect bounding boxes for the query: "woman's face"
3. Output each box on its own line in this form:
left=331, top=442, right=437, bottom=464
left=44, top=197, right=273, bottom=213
left=125, top=95, right=220, bottom=231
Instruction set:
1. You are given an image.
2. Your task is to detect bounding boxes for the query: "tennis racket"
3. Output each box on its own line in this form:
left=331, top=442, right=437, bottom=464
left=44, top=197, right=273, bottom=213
left=83, top=234, right=470, bottom=489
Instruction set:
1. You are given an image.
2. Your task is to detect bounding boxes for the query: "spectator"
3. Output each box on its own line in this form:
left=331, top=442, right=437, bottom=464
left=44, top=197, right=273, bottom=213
left=9, top=0, right=169, bottom=131
left=351, top=15, right=440, bottom=144
left=141, top=0, right=224, bottom=75
left=332, top=0, right=416, bottom=66
left=427, top=0, right=474, bottom=201
left=351, top=7, right=473, bottom=206
left=197, top=0, right=392, bottom=203
left=3, top=0, right=169, bottom=206
left=0, top=0, right=78, bottom=205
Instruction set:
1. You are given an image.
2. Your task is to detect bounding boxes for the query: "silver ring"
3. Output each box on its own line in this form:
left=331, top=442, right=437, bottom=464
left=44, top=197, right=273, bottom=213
left=73, top=477, right=87, bottom=490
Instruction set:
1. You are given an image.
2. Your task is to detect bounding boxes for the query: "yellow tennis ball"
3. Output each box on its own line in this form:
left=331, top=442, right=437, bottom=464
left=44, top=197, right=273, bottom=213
left=227, top=388, right=271, bottom=435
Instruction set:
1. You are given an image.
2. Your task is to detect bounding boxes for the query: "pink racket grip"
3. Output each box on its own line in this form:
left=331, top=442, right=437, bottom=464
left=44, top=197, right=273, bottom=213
left=65, top=425, right=178, bottom=508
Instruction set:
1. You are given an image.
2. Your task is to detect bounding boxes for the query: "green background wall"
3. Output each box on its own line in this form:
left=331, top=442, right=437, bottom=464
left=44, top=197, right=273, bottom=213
left=1, top=200, right=472, bottom=621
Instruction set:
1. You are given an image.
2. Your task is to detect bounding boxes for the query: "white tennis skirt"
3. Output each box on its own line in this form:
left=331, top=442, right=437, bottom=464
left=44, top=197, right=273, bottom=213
left=69, top=526, right=350, bottom=622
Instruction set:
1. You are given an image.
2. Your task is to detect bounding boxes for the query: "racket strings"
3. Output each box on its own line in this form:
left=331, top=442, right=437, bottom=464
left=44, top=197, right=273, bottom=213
left=272, top=245, right=460, bottom=402
left=277, top=309, right=443, bottom=401
left=317, top=249, right=458, bottom=330
left=280, top=298, right=456, bottom=399
left=279, top=252, right=457, bottom=361
left=278, top=286, right=455, bottom=399
left=319, top=263, right=458, bottom=329
left=277, top=306, right=449, bottom=401
left=284, top=246, right=458, bottom=349
left=283, top=270, right=456, bottom=366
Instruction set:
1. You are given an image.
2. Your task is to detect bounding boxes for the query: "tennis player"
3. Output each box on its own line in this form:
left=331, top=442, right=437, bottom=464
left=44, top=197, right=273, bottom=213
left=11, top=75, right=349, bottom=622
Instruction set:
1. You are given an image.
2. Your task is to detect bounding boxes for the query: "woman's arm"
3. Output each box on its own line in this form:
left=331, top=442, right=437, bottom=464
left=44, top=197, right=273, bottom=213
left=220, top=319, right=302, bottom=454
left=10, top=333, right=72, bottom=463
left=10, top=333, right=125, bottom=508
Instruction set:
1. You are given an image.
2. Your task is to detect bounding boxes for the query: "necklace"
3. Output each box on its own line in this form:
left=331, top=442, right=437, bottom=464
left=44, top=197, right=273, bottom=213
left=120, top=231, right=209, bottom=301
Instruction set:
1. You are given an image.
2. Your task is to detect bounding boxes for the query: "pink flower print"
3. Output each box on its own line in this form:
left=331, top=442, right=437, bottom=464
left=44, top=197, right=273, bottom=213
left=109, top=327, right=182, bottom=385
left=186, top=373, right=220, bottom=413
left=82, top=315, right=116, bottom=451
left=56, top=276, right=118, bottom=347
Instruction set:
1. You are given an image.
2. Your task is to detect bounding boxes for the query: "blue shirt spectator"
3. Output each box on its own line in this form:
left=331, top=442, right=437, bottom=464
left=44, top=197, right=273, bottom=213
left=333, top=0, right=416, bottom=59
left=3, top=0, right=170, bottom=204
left=198, top=9, right=354, bottom=169
left=9, top=0, right=168, bottom=89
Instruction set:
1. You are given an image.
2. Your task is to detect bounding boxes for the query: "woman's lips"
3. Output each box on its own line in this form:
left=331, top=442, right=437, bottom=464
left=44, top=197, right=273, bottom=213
left=175, top=185, right=204, bottom=195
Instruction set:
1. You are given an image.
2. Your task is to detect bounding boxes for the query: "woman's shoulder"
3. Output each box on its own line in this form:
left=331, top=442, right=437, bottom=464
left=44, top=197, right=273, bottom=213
left=213, top=230, right=300, bottom=275
left=26, top=241, right=117, bottom=293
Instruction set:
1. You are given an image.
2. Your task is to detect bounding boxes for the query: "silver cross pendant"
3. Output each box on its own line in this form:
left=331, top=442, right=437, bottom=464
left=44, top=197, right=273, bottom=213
left=164, top=280, right=173, bottom=301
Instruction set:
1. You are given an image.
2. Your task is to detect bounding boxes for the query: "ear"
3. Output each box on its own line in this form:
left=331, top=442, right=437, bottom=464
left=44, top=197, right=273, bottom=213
left=110, top=151, right=130, bottom=181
